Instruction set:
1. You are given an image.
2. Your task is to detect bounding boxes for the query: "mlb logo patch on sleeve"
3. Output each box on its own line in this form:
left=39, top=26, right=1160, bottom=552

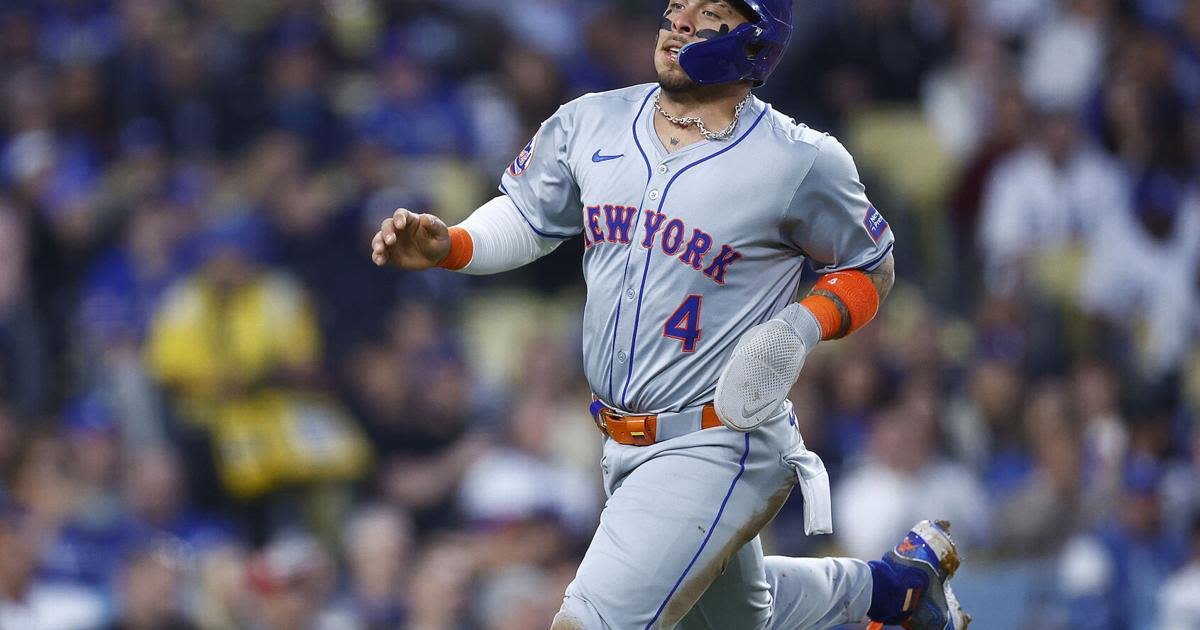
left=863, top=204, right=888, bottom=243
left=508, top=135, right=536, bottom=176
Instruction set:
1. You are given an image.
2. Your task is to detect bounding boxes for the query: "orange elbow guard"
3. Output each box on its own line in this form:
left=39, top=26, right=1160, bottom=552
left=799, top=270, right=880, bottom=339
left=436, top=227, right=474, bottom=270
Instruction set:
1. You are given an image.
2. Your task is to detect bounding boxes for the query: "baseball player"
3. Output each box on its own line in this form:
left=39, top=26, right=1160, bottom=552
left=371, top=1, right=970, bottom=628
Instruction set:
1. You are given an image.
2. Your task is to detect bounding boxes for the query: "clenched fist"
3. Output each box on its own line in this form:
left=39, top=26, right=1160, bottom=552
left=371, top=208, right=451, bottom=270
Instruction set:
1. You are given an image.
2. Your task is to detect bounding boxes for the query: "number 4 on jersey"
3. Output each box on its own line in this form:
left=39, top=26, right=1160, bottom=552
left=663, top=295, right=703, bottom=352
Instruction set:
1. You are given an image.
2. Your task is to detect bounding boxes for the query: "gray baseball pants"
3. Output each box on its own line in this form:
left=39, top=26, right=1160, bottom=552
left=552, top=403, right=874, bottom=630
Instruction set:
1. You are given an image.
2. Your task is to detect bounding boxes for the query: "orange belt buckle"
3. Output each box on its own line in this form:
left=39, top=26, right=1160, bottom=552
left=601, top=410, right=658, bottom=446
left=622, top=416, right=656, bottom=446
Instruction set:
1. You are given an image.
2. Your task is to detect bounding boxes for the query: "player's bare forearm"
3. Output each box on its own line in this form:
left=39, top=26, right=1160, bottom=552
left=865, top=253, right=895, bottom=303
left=809, top=254, right=894, bottom=302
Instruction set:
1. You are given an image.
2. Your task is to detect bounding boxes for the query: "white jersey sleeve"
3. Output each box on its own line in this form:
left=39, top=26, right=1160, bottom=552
left=499, top=102, right=583, bottom=239
left=456, top=196, right=563, bottom=275
left=783, top=136, right=894, bottom=272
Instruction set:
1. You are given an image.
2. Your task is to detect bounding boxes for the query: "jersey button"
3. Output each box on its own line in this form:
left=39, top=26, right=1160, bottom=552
left=617, top=351, right=627, bottom=363
left=625, top=289, right=635, bottom=300
left=657, top=164, right=668, bottom=174
left=648, top=190, right=660, bottom=201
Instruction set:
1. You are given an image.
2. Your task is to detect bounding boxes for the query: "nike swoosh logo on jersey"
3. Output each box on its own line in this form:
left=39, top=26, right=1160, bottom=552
left=591, top=150, right=624, bottom=163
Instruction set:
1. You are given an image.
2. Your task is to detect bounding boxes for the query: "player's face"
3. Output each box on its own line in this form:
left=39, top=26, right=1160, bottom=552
left=655, top=0, right=751, bottom=92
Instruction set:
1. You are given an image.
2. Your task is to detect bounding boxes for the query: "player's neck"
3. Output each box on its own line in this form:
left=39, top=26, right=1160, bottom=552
left=657, top=83, right=752, bottom=129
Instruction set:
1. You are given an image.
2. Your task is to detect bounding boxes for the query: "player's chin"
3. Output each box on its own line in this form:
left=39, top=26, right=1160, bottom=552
left=656, top=68, right=697, bottom=94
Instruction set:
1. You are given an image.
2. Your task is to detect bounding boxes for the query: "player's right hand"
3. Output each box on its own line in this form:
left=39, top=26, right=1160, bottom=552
left=371, top=208, right=451, bottom=270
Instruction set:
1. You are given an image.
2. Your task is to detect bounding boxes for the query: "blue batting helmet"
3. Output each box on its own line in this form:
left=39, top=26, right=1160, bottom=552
left=676, top=0, right=793, bottom=86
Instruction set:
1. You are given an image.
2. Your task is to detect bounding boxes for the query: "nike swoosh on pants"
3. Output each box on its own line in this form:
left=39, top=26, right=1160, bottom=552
left=742, top=399, right=772, bottom=417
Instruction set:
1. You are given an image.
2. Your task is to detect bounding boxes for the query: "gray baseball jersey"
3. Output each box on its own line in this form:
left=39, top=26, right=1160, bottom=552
left=500, top=83, right=893, bottom=415
left=498, top=83, right=894, bottom=630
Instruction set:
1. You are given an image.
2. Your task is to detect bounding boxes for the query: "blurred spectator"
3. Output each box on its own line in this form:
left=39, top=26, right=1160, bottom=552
left=122, top=447, right=236, bottom=549
left=501, top=45, right=570, bottom=137
left=834, top=384, right=989, bottom=559
left=246, top=532, right=353, bottom=630
left=0, top=203, right=49, bottom=416
left=190, top=543, right=253, bottom=630
left=144, top=214, right=367, bottom=541
left=1022, top=0, right=1112, bottom=112
left=1070, top=358, right=1130, bottom=516
left=1159, top=515, right=1200, bottom=630
left=0, top=500, right=106, bottom=630
left=38, top=396, right=143, bottom=594
left=263, top=42, right=345, bottom=160
left=798, top=0, right=953, bottom=127
left=496, top=0, right=592, bottom=63
left=406, top=537, right=477, bottom=630
left=78, top=198, right=185, bottom=357
left=458, top=345, right=601, bottom=543
left=1092, top=26, right=1183, bottom=171
left=1079, top=174, right=1200, bottom=376
left=104, top=539, right=195, bottom=630
left=261, top=155, right=397, bottom=364
left=6, top=431, right=76, bottom=549
left=993, top=381, right=1086, bottom=558
left=820, top=344, right=888, bottom=470
left=108, top=18, right=231, bottom=157
left=359, top=51, right=474, bottom=157
left=349, top=302, right=486, bottom=533
left=76, top=196, right=185, bottom=446
left=335, top=504, right=412, bottom=629
left=1164, top=429, right=1200, bottom=539
left=944, top=81, right=1028, bottom=264
left=475, top=565, right=561, bottom=630
left=98, top=117, right=170, bottom=220
left=922, top=22, right=1011, bottom=162
left=944, top=332, right=1026, bottom=479
left=1059, top=458, right=1186, bottom=629
left=977, top=105, right=1128, bottom=297
left=144, top=212, right=316, bottom=427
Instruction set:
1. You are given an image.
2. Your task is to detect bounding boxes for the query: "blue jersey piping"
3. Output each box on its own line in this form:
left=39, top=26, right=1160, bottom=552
left=644, top=432, right=751, bottom=629
left=619, top=107, right=768, bottom=408
left=603, top=86, right=656, bottom=403
left=497, top=184, right=581, bottom=239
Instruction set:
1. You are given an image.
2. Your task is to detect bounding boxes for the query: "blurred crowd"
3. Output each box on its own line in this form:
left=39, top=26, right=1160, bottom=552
left=0, top=0, right=1198, bottom=628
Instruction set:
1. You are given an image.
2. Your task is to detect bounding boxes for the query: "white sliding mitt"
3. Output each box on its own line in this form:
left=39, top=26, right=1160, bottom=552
left=714, top=304, right=822, bottom=431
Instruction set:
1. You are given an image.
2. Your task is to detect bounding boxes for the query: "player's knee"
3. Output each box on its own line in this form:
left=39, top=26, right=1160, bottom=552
left=550, top=610, right=586, bottom=630
left=551, top=593, right=606, bottom=630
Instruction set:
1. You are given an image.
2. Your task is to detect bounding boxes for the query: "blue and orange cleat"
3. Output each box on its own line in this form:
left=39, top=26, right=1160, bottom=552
left=866, top=520, right=971, bottom=630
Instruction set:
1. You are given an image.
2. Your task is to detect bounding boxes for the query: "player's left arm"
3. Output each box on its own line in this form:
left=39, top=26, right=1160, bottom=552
left=781, top=136, right=896, bottom=346
left=796, top=252, right=894, bottom=342
left=713, top=140, right=892, bottom=431
left=441, top=194, right=565, bottom=274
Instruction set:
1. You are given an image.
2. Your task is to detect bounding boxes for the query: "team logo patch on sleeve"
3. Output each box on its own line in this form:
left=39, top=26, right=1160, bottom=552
left=508, top=135, right=536, bottom=176
left=864, top=204, right=888, bottom=243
